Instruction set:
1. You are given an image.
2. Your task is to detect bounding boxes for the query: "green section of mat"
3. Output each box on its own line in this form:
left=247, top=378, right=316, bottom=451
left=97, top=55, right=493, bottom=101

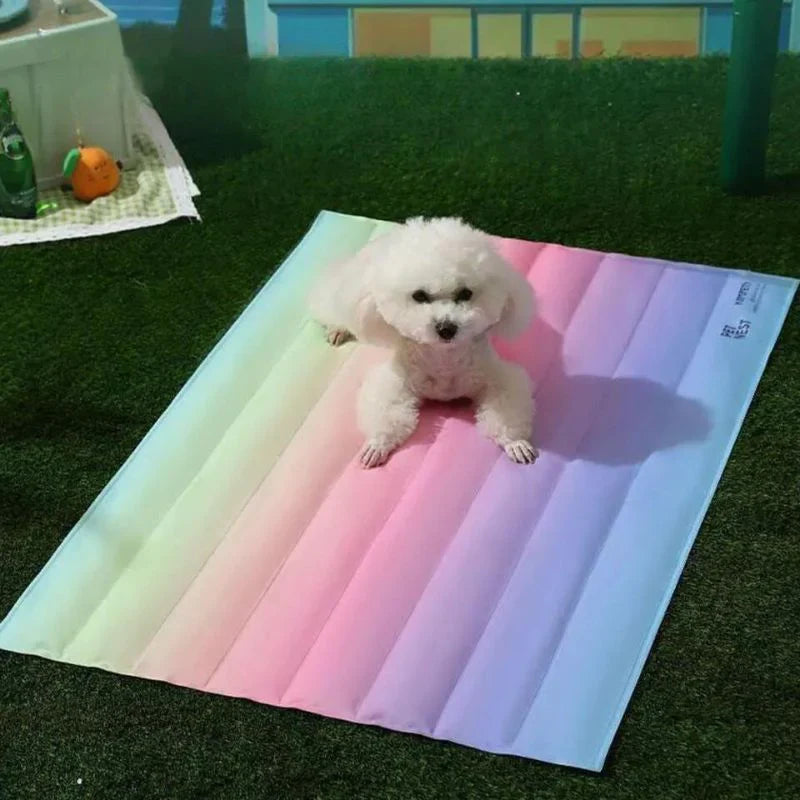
left=1, top=26, right=798, bottom=800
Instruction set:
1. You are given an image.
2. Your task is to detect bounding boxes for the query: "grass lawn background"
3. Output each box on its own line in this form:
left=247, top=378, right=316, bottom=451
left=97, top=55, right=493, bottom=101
left=1, top=26, right=798, bottom=800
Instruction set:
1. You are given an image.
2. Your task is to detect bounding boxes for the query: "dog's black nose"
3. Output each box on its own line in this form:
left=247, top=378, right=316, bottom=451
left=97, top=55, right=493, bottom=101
left=436, top=321, right=458, bottom=341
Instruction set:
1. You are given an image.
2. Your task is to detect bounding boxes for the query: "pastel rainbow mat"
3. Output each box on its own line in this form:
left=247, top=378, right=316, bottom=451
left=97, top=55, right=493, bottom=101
left=1, top=211, right=796, bottom=771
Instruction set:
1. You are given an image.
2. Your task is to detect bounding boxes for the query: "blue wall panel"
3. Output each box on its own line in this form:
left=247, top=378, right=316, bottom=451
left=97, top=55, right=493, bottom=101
left=705, top=3, right=792, bottom=54
left=704, top=6, right=733, bottom=54
left=277, top=9, right=350, bottom=56
left=105, top=2, right=225, bottom=27
left=778, top=3, right=791, bottom=50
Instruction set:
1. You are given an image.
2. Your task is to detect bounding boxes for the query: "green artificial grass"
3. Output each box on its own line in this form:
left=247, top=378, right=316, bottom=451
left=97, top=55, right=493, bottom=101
left=1, top=26, right=799, bottom=799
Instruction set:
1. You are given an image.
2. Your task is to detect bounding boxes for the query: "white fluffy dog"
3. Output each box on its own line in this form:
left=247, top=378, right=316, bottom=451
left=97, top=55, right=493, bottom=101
left=309, top=217, right=538, bottom=468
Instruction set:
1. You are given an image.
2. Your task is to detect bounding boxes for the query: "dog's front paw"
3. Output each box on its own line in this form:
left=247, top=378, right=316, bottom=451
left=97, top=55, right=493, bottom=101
left=504, top=440, right=538, bottom=465
left=326, top=327, right=355, bottom=347
left=359, top=441, right=391, bottom=469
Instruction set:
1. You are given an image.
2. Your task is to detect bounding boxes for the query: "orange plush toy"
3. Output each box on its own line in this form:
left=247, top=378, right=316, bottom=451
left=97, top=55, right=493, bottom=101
left=63, top=146, right=121, bottom=202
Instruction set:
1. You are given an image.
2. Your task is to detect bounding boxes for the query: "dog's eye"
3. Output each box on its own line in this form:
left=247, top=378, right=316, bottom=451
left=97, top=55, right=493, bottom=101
left=454, top=288, right=473, bottom=303
left=412, top=290, right=431, bottom=304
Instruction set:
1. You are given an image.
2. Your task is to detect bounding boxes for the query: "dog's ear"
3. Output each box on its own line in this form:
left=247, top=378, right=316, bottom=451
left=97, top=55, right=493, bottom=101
left=354, top=293, right=398, bottom=349
left=494, top=258, right=536, bottom=339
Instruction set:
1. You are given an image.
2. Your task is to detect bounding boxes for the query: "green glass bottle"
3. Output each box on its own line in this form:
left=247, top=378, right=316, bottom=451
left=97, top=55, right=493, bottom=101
left=0, top=87, right=37, bottom=220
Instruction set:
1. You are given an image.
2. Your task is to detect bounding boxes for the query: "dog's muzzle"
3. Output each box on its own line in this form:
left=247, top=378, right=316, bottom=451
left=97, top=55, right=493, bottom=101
left=435, top=321, right=458, bottom=341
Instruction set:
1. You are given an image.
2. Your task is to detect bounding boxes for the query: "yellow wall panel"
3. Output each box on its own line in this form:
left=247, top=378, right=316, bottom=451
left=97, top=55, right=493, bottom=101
left=354, top=9, right=471, bottom=58
left=532, top=13, right=573, bottom=58
left=478, top=14, right=522, bottom=59
left=580, top=8, right=701, bottom=58
left=430, top=14, right=472, bottom=58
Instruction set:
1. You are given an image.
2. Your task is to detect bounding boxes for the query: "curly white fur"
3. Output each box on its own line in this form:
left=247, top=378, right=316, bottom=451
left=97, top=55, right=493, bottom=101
left=309, top=216, right=538, bottom=468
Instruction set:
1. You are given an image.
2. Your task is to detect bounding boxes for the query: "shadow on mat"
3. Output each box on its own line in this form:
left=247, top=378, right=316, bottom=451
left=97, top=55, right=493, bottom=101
left=408, top=317, right=711, bottom=467
left=537, top=372, right=711, bottom=466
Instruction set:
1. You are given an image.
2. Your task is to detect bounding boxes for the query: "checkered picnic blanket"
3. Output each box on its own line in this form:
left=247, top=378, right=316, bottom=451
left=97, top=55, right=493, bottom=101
left=0, top=101, right=199, bottom=246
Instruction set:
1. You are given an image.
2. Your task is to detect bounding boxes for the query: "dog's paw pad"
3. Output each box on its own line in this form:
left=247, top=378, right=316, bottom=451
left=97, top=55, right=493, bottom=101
left=359, top=442, right=390, bottom=469
left=327, top=328, right=355, bottom=347
left=505, top=440, right=538, bottom=465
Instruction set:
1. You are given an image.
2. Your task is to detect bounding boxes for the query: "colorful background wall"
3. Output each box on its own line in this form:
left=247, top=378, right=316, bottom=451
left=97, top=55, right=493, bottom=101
left=239, top=0, right=798, bottom=59
left=101, top=1, right=798, bottom=59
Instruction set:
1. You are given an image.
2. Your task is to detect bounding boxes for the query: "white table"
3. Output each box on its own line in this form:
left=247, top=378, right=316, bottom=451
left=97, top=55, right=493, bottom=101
left=0, top=0, right=139, bottom=188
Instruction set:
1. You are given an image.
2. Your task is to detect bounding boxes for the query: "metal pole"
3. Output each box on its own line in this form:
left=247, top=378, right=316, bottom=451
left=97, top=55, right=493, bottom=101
left=720, top=0, right=784, bottom=194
